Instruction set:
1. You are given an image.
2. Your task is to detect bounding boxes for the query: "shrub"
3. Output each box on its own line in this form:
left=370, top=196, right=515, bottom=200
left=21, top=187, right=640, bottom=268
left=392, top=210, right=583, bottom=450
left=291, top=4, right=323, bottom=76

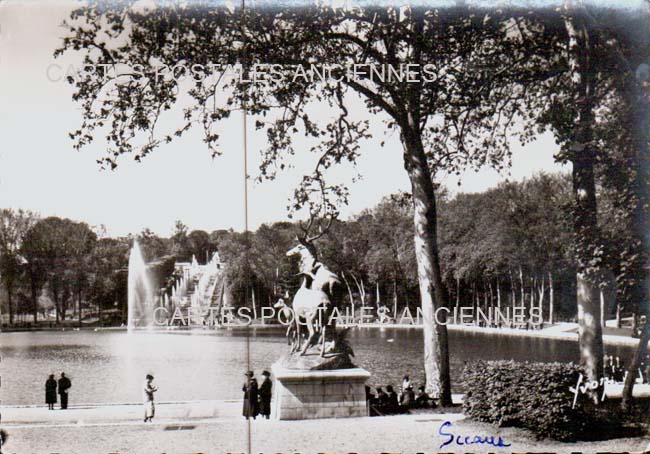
left=461, top=360, right=596, bottom=441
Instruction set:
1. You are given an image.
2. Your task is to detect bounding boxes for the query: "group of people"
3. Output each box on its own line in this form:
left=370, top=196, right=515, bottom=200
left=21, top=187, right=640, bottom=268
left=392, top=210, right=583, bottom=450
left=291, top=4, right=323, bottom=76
left=366, top=374, right=435, bottom=416
left=44, top=369, right=434, bottom=422
left=605, top=355, right=625, bottom=382
left=44, top=373, right=72, bottom=410
left=46, top=372, right=158, bottom=423
left=242, top=370, right=272, bottom=420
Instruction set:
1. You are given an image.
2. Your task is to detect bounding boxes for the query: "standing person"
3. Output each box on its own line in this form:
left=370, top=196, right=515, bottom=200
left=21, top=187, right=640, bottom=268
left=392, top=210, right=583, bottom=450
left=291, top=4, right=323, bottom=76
left=603, top=355, right=612, bottom=380
left=142, top=374, right=158, bottom=422
left=58, top=373, right=71, bottom=410
left=242, top=371, right=258, bottom=420
left=614, top=356, right=624, bottom=382
left=45, top=375, right=57, bottom=410
left=143, top=374, right=158, bottom=422
left=258, top=370, right=272, bottom=419
left=608, top=355, right=617, bottom=380
left=401, top=375, right=411, bottom=391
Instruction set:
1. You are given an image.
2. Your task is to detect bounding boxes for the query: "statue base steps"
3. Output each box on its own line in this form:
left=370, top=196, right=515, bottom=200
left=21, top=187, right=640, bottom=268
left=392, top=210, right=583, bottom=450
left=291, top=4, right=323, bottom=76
left=271, top=363, right=370, bottom=420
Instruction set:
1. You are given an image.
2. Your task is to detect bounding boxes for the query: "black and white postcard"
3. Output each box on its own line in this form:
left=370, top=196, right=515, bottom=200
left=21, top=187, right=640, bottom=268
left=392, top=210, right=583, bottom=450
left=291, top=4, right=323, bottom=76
left=1, top=0, right=650, bottom=452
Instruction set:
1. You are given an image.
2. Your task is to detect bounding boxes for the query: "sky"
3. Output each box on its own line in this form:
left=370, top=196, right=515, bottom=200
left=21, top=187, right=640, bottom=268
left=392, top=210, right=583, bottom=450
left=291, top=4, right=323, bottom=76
left=0, top=0, right=567, bottom=237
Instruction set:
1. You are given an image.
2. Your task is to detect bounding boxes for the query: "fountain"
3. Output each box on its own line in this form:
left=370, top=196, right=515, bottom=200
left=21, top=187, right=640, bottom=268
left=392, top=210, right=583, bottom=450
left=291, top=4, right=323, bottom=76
left=127, top=247, right=225, bottom=329
left=127, top=240, right=155, bottom=330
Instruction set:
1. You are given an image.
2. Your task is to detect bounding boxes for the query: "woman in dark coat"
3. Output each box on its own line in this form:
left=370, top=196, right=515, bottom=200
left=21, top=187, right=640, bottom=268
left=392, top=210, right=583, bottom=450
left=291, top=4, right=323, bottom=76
left=242, top=371, right=258, bottom=420
left=45, top=375, right=57, bottom=410
left=258, top=370, right=272, bottom=419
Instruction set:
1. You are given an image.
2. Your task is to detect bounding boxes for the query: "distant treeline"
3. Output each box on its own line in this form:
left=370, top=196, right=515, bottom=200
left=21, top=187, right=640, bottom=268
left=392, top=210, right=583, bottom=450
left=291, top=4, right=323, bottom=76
left=0, top=171, right=640, bottom=326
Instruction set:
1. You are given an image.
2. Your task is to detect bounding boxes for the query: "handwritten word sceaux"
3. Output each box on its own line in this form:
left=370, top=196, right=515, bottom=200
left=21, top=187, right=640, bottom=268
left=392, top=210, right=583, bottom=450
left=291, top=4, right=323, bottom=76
left=438, top=420, right=511, bottom=449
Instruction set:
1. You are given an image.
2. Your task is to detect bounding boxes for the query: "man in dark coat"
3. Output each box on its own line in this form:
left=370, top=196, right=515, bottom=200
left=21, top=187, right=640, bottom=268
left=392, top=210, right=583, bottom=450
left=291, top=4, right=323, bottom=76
left=415, top=385, right=435, bottom=408
left=45, top=375, right=57, bottom=410
left=242, top=371, right=258, bottom=420
left=58, top=373, right=71, bottom=409
left=385, top=385, right=399, bottom=413
left=258, top=370, right=272, bottom=419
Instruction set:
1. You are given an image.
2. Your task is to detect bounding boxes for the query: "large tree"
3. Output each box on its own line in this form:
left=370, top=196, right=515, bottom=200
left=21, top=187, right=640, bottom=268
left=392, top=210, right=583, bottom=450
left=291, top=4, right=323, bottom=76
left=579, top=7, right=650, bottom=407
left=528, top=3, right=650, bottom=396
left=58, top=2, right=559, bottom=402
left=21, top=217, right=97, bottom=323
left=0, top=209, right=38, bottom=324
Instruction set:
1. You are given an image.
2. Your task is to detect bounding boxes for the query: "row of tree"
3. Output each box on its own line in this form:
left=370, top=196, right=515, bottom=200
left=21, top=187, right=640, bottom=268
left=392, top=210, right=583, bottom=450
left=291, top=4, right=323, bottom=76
left=218, top=172, right=640, bottom=329
left=2, top=170, right=638, bottom=332
left=0, top=213, right=217, bottom=325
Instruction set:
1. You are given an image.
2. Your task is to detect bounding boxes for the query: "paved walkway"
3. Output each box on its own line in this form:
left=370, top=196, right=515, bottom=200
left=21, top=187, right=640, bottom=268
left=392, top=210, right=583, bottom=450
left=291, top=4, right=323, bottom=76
left=1, top=394, right=468, bottom=428
left=6, top=384, right=648, bottom=430
left=1, top=400, right=241, bottom=427
left=1, top=408, right=647, bottom=454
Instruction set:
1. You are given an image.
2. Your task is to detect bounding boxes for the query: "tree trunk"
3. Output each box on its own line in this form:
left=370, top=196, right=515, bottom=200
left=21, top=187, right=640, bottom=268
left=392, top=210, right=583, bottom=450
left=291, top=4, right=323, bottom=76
left=78, top=291, right=83, bottom=328
left=60, top=297, right=67, bottom=322
left=30, top=275, right=39, bottom=324
left=622, top=321, right=650, bottom=410
left=342, top=273, right=355, bottom=322
left=576, top=274, right=604, bottom=396
left=509, top=269, right=515, bottom=308
left=472, top=281, right=477, bottom=312
left=548, top=271, right=554, bottom=325
left=518, top=267, right=525, bottom=309
left=531, top=276, right=536, bottom=309
left=484, top=280, right=489, bottom=308
left=599, top=288, right=605, bottom=329
left=350, top=273, right=365, bottom=309
left=496, top=277, right=501, bottom=310
left=393, top=278, right=398, bottom=320
left=251, top=288, right=257, bottom=321
left=538, top=274, right=545, bottom=318
left=488, top=279, right=493, bottom=305
left=565, top=9, right=604, bottom=396
left=455, top=277, right=460, bottom=309
left=6, top=283, right=14, bottom=325
left=402, top=132, right=452, bottom=406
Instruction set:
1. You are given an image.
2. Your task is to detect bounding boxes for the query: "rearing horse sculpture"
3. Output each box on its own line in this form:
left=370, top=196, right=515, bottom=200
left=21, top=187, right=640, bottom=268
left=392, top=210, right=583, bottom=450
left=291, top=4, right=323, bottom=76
left=286, top=234, right=341, bottom=356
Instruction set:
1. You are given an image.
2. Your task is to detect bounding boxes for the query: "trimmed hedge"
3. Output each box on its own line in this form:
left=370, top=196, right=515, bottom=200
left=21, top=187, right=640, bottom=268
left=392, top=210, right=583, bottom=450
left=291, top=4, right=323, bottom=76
left=461, top=360, right=595, bottom=440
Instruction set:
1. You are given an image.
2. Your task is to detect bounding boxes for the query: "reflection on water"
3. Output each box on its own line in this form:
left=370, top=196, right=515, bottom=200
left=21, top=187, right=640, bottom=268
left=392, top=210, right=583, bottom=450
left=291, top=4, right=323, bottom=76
left=0, top=328, right=632, bottom=405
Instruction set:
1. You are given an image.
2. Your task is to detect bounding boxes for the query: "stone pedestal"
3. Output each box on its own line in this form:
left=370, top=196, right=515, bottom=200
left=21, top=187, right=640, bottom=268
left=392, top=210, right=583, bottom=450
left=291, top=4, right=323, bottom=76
left=272, top=363, right=370, bottom=420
